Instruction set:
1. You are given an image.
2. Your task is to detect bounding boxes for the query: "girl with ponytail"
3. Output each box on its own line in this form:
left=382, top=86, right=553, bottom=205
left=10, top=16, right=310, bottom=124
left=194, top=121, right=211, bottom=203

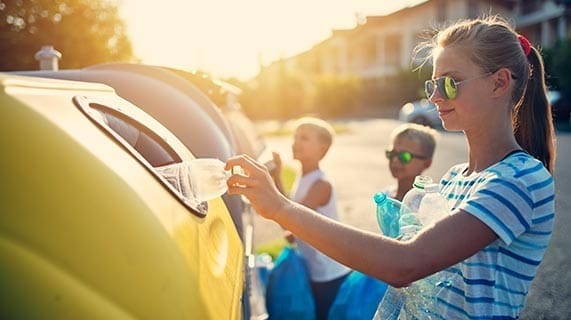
left=225, top=15, right=556, bottom=319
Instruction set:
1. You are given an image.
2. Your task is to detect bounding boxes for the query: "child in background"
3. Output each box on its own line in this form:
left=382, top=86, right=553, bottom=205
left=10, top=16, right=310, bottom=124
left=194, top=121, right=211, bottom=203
left=269, top=117, right=351, bottom=320
left=384, top=123, right=438, bottom=201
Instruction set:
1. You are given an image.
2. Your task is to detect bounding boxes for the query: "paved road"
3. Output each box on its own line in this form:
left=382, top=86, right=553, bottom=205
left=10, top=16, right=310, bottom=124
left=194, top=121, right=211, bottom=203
left=252, top=118, right=570, bottom=319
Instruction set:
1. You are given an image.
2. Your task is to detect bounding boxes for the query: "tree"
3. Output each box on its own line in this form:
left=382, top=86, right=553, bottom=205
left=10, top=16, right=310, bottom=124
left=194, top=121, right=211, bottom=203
left=312, top=74, right=362, bottom=117
left=0, top=0, right=135, bottom=71
left=543, top=38, right=571, bottom=94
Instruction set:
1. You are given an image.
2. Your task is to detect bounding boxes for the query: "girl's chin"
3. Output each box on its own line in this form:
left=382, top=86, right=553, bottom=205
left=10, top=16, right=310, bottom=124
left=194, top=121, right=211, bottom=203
left=441, top=123, right=462, bottom=132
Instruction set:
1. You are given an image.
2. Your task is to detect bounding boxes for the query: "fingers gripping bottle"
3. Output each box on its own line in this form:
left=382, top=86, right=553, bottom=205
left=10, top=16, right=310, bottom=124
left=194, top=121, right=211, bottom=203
left=373, top=192, right=402, bottom=239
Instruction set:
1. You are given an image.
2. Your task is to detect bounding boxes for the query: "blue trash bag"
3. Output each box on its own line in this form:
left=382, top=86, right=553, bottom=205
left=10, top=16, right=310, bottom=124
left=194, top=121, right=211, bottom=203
left=328, top=271, right=388, bottom=320
left=265, top=246, right=316, bottom=320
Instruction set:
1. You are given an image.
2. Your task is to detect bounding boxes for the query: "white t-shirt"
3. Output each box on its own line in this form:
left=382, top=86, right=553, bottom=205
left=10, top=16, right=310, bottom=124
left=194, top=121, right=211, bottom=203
left=292, top=169, right=351, bottom=282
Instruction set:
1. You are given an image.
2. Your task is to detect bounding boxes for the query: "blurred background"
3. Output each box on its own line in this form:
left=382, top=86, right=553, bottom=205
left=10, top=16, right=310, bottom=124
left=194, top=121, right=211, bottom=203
left=2, top=1, right=570, bottom=319
left=2, top=0, right=570, bottom=124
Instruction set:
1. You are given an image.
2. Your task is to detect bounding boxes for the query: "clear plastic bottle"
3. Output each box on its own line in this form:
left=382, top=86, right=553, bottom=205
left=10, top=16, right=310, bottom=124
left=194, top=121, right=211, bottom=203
left=417, top=183, right=450, bottom=227
left=399, top=175, right=433, bottom=240
left=398, top=215, right=422, bottom=241
left=401, top=175, right=433, bottom=214
left=373, top=192, right=402, bottom=239
left=399, top=179, right=448, bottom=319
left=188, top=158, right=231, bottom=202
left=373, top=286, right=405, bottom=320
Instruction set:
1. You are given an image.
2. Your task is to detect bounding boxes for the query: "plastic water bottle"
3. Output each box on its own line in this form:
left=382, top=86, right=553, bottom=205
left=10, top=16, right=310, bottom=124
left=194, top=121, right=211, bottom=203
left=401, top=175, right=433, bottom=214
left=417, top=183, right=450, bottom=226
left=397, top=178, right=449, bottom=319
left=373, top=192, right=402, bottom=239
left=373, top=286, right=405, bottom=320
left=188, top=158, right=231, bottom=202
left=399, top=175, right=433, bottom=240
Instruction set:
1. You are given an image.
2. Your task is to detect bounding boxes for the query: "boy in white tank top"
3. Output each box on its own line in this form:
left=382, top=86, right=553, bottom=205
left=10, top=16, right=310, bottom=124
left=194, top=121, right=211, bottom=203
left=269, top=116, right=351, bottom=320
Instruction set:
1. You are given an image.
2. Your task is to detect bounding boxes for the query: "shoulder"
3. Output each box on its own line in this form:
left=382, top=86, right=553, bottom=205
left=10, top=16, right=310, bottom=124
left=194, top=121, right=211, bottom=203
left=308, top=179, right=332, bottom=195
left=458, top=153, right=554, bottom=244
left=299, top=178, right=333, bottom=209
left=485, top=152, right=553, bottom=194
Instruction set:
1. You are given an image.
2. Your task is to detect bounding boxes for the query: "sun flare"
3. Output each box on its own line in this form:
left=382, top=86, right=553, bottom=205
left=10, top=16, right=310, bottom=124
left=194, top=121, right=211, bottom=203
left=119, top=0, right=425, bottom=80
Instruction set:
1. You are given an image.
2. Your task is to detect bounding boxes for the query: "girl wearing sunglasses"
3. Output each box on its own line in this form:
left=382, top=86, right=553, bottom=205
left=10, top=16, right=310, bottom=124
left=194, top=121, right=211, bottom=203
left=384, top=123, right=438, bottom=201
left=225, top=16, right=555, bottom=319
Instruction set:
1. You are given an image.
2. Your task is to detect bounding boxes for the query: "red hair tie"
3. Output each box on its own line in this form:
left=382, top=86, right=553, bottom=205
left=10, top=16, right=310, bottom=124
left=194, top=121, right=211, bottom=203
left=518, top=34, right=531, bottom=57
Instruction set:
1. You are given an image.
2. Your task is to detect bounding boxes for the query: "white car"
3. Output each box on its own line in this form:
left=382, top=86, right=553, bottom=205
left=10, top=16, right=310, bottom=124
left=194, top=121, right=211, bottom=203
left=398, top=98, right=441, bottom=128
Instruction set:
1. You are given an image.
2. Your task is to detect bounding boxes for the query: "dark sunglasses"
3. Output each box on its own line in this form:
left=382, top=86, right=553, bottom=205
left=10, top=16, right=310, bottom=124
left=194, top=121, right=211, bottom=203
left=424, top=73, right=491, bottom=100
left=385, top=150, right=428, bottom=164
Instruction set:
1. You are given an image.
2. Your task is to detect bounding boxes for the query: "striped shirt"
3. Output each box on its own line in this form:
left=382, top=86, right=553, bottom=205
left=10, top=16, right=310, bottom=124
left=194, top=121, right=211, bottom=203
left=432, top=151, right=555, bottom=319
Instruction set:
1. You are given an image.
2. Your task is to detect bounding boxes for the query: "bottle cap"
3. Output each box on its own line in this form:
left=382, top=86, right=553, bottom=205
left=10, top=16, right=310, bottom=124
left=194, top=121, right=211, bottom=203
left=413, top=175, right=433, bottom=189
left=373, top=192, right=387, bottom=204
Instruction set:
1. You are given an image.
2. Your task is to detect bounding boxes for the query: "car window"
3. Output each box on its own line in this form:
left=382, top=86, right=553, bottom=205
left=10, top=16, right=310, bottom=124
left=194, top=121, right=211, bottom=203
left=74, top=96, right=208, bottom=217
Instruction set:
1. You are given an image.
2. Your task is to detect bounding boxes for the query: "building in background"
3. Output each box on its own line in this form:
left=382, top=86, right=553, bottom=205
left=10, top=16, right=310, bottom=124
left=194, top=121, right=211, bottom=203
left=261, top=0, right=570, bottom=109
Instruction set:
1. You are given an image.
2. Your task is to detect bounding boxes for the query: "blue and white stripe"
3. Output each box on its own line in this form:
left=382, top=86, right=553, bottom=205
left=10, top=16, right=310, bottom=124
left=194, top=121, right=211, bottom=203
left=432, top=152, right=554, bottom=319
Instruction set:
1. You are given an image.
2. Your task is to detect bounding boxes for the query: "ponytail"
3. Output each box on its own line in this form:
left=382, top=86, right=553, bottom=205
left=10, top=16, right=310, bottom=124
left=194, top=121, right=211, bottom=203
left=513, top=47, right=556, bottom=173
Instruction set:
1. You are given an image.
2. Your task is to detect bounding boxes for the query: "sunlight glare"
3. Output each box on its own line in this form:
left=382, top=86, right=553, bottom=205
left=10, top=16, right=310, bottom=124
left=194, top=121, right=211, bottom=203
left=118, top=0, right=426, bottom=80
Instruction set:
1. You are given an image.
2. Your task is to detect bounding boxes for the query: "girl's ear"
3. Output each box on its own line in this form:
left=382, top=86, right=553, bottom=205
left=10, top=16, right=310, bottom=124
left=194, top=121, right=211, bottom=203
left=491, top=68, right=512, bottom=98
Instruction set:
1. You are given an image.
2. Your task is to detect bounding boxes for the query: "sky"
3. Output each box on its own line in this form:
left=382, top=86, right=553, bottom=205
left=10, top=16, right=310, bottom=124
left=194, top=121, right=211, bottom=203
left=118, top=0, right=426, bottom=80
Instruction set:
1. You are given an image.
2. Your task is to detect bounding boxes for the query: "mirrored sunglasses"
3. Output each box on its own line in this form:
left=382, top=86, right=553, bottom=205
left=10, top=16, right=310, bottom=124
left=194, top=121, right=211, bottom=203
left=424, top=73, right=491, bottom=100
left=385, top=150, right=428, bottom=164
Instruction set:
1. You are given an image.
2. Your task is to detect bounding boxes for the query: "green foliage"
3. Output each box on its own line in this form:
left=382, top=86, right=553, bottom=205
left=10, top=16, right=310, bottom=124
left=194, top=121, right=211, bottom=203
left=312, top=74, right=362, bottom=117
left=239, top=65, right=364, bottom=119
left=543, top=38, right=571, bottom=95
left=238, top=59, right=432, bottom=119
left=362, top=67, right=431, bottom=111
left=0, top=0, right=135, bottom=71
left=239, top=66, right=306, bottom=119
left=254, top=238, right=288, bottom=261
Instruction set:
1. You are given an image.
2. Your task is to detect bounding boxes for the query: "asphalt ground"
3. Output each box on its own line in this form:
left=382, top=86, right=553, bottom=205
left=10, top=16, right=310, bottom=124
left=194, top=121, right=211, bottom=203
left=251, top=118, right=571, bottom=320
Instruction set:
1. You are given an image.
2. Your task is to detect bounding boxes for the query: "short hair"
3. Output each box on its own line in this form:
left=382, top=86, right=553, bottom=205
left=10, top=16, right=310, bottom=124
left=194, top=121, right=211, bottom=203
left=390, top=123, right=439, bottom=158
left=294, top=116, right=335, bottom=148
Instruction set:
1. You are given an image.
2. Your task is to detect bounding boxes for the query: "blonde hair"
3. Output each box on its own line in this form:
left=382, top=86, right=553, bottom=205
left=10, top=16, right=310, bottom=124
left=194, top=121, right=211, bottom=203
left=391, top=123, right=439, bottom=158
left=294, top=116, right=335, bottom=149
left=417, top=15, right=555, bottom=172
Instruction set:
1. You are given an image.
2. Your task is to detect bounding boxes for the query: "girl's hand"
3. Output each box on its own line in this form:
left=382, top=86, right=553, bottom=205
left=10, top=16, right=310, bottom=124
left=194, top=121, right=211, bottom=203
left=225, top=154, right=290, bottom=220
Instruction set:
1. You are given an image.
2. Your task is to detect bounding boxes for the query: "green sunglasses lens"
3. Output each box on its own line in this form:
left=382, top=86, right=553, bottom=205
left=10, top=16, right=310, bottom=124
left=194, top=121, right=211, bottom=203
left=443, top=77, right=457, bottom=99
left=427, top=77, right=458, bottom=100
left=398, top=151, right=413, bottom=164
left=386, top=150, right=420, bottom=164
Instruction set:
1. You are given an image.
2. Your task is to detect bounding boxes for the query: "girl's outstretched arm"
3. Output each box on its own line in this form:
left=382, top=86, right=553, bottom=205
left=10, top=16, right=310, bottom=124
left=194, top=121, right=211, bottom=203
left=225, top=155, right=497, bottom=287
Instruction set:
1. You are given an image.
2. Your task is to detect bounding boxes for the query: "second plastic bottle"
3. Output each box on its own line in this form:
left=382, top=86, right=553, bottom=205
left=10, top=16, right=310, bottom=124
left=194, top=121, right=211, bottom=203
left=399, top=175, right=433, bottom=240
left=373, top=192, right=402, bottom=239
